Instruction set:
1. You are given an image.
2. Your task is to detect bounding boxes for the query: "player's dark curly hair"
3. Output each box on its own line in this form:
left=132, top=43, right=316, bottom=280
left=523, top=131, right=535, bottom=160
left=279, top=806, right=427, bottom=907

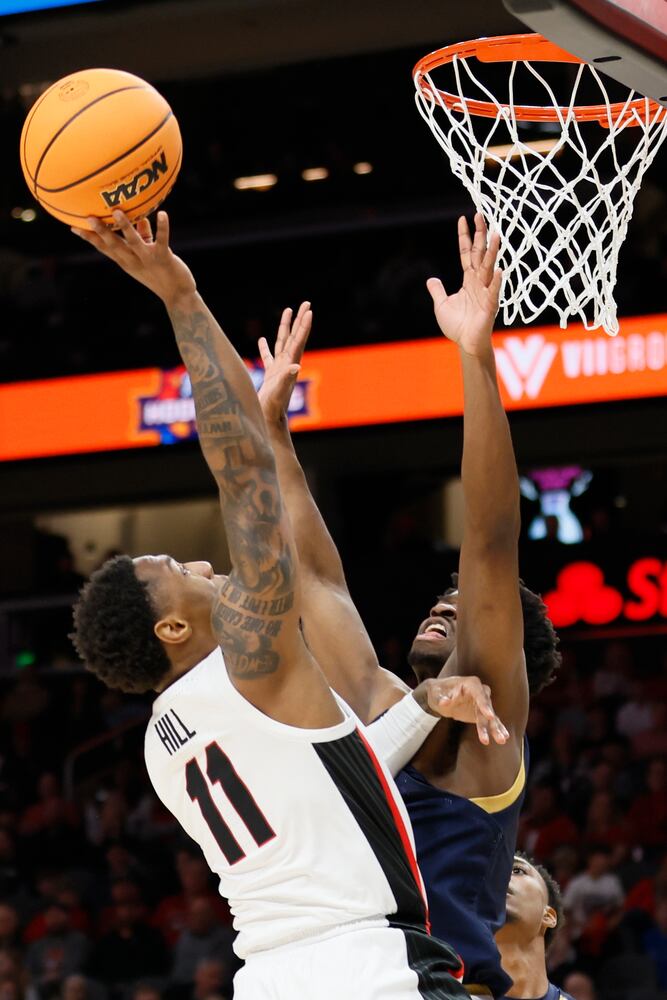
left=70, top=554, right=171, bottom=694
left=447, top=573, right=561, bottom=695
left=515, top=851, right=564, bottom=949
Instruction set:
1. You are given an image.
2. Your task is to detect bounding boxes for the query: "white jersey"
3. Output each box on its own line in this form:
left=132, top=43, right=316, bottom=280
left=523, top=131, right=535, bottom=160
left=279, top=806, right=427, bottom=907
left=144, top=647, right=433, bottom=960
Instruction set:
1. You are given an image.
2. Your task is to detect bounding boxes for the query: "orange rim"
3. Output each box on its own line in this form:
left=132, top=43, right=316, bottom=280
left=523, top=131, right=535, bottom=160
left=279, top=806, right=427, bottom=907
left=413, top=32, right=666, bottom=126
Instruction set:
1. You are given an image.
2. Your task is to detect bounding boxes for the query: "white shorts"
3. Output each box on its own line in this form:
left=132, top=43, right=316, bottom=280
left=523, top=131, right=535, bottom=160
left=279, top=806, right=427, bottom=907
left=233, top=923, right=467, bottom=1000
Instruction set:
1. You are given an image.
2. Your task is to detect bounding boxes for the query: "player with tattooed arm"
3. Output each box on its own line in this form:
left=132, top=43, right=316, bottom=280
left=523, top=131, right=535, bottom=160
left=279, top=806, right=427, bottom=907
left=257, top=215, right=562, bottom=998
left=69, top=210, right=508, bottom=1000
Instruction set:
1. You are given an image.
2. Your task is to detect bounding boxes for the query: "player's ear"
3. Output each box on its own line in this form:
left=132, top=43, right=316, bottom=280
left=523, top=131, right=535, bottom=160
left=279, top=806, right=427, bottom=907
left=155, top=615, right=192, bottom=645
left=542, top=905, right=558, bottom=933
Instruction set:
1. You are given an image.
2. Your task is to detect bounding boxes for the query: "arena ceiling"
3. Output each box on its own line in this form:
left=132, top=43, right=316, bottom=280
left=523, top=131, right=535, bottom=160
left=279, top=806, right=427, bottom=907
left=0, top=0, right=522, bottom=89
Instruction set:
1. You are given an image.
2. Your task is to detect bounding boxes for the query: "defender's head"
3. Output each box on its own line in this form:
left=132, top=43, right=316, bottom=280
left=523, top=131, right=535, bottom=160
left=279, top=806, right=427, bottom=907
left=498, top=853, right=563, bottom=950
left=407, top=573, right=561, bottom=696
left=70, top=554, right=222, bottom=693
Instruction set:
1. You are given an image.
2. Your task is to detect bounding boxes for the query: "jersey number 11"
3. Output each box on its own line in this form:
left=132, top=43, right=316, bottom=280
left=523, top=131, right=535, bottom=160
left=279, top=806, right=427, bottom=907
left=186, top=742, right=275, bottom=864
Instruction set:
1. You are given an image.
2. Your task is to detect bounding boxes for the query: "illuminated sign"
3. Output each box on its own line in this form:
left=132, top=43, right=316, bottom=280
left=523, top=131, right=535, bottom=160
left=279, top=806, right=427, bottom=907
left=1, top=312, right=666, bottom=462
left=0, top=1, right=102, bottom=13
left=544, top=559, right=667, bottom=628
left=520, top=466, right=592, bottom=544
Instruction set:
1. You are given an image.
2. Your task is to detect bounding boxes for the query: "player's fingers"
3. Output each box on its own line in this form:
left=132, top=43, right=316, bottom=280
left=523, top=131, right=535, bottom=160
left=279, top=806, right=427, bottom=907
left=257, top=337, right=273, bottom=369
left=475, top=709, right=490, bottom=745
left=136, top=217, right=153, bottom=244
left=426, top=276, right=448, bottom=306
left=155, top=210, right=170, bottom=250
left=490, top=716, right=509, bottom=745
left=86, top=216, right=120, bottom=245
left=289, top=304, right=313, bottom=358
left=471, top=213, right=487, bottom=270
left=288, top=301, right=311, bottom=343
left=490, top=267, right=503, bottom=300
left=481, top=231, right=501, bottom=284
left=293, top=300, right=311, bottom=327
left=71, top=226, right=103, bottom=248
left=75, top=221, right=130, bottom=261
left=475, top=692, right=498, bottom=721
left=472, top=685, right=509, bottom=740
left=112, top=210, right=144, bottom=248
left=275, top=307, right=292, bottom=355
left=458, top=215, right=473, bottom=270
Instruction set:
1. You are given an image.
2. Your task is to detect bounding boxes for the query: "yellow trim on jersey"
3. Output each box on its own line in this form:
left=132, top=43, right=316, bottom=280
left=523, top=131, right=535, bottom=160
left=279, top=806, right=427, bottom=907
left=469, top=742, right=526, bottom=814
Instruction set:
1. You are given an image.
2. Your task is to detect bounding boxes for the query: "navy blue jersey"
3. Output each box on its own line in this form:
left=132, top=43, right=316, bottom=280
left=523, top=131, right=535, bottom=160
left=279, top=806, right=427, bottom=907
left=503, top=985, right=575, bottom=1000
left=396, top=739, right=528, bottom=997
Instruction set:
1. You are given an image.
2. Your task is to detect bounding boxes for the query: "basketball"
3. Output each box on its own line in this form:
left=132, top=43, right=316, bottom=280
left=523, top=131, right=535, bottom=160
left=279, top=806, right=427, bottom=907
left=19, top=68, right=182, bottom=229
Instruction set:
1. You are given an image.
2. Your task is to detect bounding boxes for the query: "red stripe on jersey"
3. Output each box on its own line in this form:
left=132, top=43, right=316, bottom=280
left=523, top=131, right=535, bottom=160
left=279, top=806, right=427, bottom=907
left=355, top=725, right=433, bottom=936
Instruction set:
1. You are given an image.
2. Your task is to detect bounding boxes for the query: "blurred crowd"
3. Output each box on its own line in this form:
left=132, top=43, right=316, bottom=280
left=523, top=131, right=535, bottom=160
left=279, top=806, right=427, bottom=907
left=1, top=517, right=667, bottom=999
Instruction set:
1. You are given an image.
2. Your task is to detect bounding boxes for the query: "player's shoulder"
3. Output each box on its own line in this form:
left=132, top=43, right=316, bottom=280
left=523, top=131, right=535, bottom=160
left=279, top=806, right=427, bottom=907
left=144, top=648, right=226, bottom=763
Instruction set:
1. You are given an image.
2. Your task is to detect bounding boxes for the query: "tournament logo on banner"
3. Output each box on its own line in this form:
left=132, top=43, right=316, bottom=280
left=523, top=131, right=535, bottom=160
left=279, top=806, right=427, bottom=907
left=136, top=366, right=314, bottom=445
left=138, top=368, right=197, bottom=444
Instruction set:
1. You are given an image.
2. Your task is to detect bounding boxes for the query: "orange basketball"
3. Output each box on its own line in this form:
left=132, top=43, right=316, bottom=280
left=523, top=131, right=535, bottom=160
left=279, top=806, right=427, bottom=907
left=20, top=68, right=182, bottom=229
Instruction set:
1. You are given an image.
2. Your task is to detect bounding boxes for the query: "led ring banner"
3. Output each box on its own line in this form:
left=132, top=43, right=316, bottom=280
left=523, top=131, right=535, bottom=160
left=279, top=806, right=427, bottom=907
left=1, top=313, right=666, bottom=463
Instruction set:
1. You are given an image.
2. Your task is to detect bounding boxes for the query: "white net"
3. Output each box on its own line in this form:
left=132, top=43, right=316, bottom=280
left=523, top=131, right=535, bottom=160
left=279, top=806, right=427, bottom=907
left=414, top=49, right=667, bottom=335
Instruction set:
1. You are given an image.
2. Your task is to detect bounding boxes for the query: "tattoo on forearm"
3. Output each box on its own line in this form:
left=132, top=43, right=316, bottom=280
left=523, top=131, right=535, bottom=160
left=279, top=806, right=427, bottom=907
left=170, top=306, right=297, bottom=679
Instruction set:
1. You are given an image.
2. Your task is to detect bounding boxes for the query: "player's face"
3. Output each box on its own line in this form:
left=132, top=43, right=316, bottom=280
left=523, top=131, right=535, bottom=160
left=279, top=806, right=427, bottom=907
left=134, top=554, right=224, bottom=624
left=504, top=857, right=548, bottom=935
left=407, top=591, right=458, bottom=680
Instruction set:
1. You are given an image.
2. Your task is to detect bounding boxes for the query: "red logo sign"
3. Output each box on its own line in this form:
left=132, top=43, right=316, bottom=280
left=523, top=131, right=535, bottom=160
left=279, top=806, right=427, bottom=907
left=544, top=559, right=667, bottom=628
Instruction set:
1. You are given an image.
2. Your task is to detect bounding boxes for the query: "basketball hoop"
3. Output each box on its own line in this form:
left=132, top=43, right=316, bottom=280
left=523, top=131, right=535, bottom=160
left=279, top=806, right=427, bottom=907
left=414, top=33, right=667, bottom=335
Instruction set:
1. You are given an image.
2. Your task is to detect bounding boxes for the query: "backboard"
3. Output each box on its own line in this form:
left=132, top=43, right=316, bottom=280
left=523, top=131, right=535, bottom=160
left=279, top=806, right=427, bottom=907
left=502, top=0, right=667, bottom=104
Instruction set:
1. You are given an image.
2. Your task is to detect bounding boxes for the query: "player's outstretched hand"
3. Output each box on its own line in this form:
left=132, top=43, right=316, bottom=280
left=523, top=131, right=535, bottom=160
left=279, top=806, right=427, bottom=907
left=71, top=210, right=196, bottom=307
left=426, top=675, right=509, bottom=746
left=257, top=302, right=312, bottom=425
left=427, top=213, right=502, bottom=359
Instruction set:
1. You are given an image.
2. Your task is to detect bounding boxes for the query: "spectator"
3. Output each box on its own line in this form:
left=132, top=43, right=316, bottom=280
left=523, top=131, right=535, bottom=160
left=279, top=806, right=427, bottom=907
left=642, top=894, right=667, bottom=988
left=151, top=855, right=231, bottom=946
left=127, top=792, right=178, bottom=843
left=562, top=970, right=597, bottom=1000
left=628, top=757, right=667, bottom=850
left=0, top=907, right=19, bottom=950
left=563, top=846, right=625, bottom=939
left=0, top=983, right=20, bottom=1000
left=90, top=898, right=167, bottom=986
left=131, top=984, right=162, bottom=1000
left=103, top=843, right=146, bottom=887
left=96, top=881, right=144, bottom=937
left=550, top=845, right=581, bottom=893
left=192, top=958, right=231, bottom=1000
left=59, top=975, right=105, bottom=1000
left=519, top=783, right=580, bottom=863
left=18, top=774, right=78, bottom=839
left=0, top=948, right=35, bottom=1000
left=581, top=791, right=631, bottom=866
left=24, top=904, right=89, bottom=996
left=592, top=641, right=632, bottom=703
left=0, top=833, right=23, bottom=903
left=624, top=851, right=667, bottom=916
left=84, top=789, right=129, bottom=848
left=616, top=680, right=656, bottom=740
left=170, top=898, right=235, bottom=986
left=24, top=887, right=90, bottom=943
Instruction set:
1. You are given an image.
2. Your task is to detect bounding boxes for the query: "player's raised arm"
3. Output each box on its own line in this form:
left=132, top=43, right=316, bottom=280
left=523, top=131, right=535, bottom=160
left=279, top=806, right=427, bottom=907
left=257, top=306, right=409, bottom=721
left=73, top=211, right=334, bottom=721
left=427, top=214, right=526, bottom=786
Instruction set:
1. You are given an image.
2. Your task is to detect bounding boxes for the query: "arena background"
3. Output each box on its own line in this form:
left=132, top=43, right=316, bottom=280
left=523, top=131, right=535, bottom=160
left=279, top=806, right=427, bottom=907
left=0, top=2, right=666, bottom=999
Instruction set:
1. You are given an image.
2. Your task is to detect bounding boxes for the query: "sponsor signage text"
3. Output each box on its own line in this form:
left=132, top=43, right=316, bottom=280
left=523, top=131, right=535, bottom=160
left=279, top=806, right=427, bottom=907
left=1, top=313, right=666, bottom=462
